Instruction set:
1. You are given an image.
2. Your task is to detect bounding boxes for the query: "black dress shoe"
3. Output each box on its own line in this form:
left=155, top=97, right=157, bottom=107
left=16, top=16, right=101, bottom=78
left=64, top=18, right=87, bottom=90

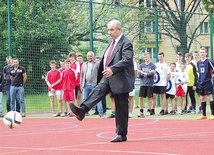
left=110, top=135, right=127, bottom=142
left=69, top=103, right=85, bottom=121
left=107, top=113, right=115, bottom=118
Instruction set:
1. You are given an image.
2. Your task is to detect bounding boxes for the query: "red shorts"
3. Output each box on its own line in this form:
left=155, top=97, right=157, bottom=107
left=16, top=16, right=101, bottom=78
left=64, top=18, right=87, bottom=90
left=63, top=90, right=75, bottom=101
left=175, top=86, right=186, bottom=97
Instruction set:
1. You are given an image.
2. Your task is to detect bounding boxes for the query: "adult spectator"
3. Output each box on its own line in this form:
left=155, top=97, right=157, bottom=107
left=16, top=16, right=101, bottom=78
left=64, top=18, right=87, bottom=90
left=3, top=56, right=20, bottom=112
left=10, top=58, right=27, bottom=117
left=69, top=19, right=135, bottom=142
left=80, top=51, right=104, bottom=118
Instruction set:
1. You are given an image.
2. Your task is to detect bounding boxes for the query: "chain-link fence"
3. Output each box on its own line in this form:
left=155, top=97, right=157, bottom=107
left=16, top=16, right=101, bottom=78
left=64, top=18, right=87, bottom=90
left=0, top=0, right=213, bottom=112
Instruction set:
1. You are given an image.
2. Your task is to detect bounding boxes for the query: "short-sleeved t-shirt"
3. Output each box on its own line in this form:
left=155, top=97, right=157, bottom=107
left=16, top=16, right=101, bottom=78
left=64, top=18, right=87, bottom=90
left=3, top=65, right=13, bottom=84
left=46, top=69, right=61, bottom=91
left=10, top=66, right=26, bottom=86
left=154, top=62, right=170, bottom=86
left=166, top=71, right=178, bottom=95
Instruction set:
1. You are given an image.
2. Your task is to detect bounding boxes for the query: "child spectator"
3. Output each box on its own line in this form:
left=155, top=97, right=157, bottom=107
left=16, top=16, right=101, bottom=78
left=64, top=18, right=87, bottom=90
left=46, top=60, right=63, bottom=117
left=61, top=59, right=76, bottom=117
left=197, top=47, right=214, bottom=120
left=175, top=63, right=189, bottom=115
left=137, top=52, right=155, bottom=117
left=185, top=53, right=198, bottom=114
left=166, top=63, right=178, bottom=115
left=153, top=52, right=170, bottom=115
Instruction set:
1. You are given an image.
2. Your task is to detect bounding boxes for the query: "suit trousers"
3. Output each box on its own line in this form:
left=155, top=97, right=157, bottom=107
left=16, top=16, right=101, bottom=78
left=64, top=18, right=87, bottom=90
left=82, top=77, right=129, bottom=136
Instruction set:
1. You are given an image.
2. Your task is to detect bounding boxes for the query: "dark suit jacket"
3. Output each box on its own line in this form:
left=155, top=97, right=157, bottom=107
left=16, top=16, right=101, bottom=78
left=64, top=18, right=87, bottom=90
left=97, top=35, right=135, bottom=94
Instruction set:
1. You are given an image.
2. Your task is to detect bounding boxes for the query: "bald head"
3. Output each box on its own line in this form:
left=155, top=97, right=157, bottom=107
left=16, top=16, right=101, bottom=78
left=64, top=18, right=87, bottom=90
left=87, top=51, right=94, bottom=62
left=107, top=19, right=122, bottom=40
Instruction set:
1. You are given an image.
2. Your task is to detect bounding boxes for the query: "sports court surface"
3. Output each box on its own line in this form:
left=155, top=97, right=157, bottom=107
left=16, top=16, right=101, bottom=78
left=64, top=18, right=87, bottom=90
left=0, top=114, right=214, bottom=155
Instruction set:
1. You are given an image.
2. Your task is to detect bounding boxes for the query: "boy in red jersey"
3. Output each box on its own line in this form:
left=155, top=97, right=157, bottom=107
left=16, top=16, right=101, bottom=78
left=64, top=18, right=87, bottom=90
left=68, top=52, right=80, bottom=104
left=61, top=59, right=76, bottom=116
left=46, top=60, right=62, bottom=117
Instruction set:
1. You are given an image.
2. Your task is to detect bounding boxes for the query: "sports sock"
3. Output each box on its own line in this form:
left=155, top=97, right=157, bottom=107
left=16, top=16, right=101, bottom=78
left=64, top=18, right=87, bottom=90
left=201, top=102, right=206, bottom=116
left=210, top=101, right=214, bottom=115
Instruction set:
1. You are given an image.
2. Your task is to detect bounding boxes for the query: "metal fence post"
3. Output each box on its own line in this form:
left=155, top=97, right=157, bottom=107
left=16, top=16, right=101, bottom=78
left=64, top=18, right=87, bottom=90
left=89, top=0, right=94, bottom=52
left=7, top=0, right=12, bottom=56
left=155, top=8, right=160, bottom=107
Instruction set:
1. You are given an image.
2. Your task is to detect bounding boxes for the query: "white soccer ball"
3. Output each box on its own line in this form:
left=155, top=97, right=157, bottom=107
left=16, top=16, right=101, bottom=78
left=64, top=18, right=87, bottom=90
left=3, top=111, right=22, bottom=128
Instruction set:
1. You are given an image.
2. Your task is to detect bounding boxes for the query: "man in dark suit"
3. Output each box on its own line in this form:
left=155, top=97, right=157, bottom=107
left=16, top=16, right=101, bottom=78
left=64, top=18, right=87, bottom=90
left=69, top=19, right=135, bottom=142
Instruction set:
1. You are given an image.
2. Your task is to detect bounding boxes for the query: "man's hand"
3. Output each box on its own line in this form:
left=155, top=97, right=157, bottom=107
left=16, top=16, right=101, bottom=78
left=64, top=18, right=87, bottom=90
left=102, top=67, right=113, bottom=78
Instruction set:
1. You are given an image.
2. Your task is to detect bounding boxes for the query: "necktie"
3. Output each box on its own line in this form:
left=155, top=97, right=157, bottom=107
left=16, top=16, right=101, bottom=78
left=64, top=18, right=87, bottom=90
left=105, top=40, right=115, bottom=67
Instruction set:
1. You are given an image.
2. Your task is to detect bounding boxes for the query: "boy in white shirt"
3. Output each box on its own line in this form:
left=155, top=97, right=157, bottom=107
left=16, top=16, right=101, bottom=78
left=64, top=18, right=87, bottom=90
left=153, top=52, right=170, bottom=115
left=166, top=62, right=178, bottom=115
left=175, top=63, right=189, bottom=115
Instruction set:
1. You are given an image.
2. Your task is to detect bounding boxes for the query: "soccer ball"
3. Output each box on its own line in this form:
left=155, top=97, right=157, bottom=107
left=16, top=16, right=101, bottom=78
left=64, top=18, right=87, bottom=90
left=3, top=111, right=22, bottom=128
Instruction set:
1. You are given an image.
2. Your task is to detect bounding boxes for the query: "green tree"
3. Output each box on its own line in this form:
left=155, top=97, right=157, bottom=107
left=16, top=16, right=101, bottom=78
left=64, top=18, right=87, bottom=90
left=155, top=0, right=207, bottom=55
left=0, top=0, right=147, bottom=93
left=203, top=0, right=214, bottom=12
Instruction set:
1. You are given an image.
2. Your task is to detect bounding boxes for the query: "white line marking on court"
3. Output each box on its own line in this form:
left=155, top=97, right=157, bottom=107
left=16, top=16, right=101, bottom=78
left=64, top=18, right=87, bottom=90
left=0, top=146, right=182, bottom=155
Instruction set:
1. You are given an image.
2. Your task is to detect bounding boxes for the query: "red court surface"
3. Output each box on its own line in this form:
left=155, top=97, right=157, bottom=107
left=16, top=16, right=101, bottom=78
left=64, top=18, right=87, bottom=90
left=0, top=117, right=214, bottom=155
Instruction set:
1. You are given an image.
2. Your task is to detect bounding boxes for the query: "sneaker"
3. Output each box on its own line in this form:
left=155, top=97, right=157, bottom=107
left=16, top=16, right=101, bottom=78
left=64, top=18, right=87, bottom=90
left=164, top=110, right=168, bottom=115
left=22, top=113, right=26, bottom=117
left=181, top=110, right=185, bottom=115
left=64, top=112, right=68, bottom=116
left=137, top=113, right=145, bottom=118
left=197, top=115, right=207, bottom=120
left=187, top=110, right=192, bottom=113
left=107, top=114, right=115, bottom=118
left=54, top=113, right=61, bottom=117
left=60, top=113, right=65, bottom=117
left=170, top=110, right=175, bottom=115
left=191, top=110, right=196, bottom=114
left=92, top=112, right=99, bottom=115
left=85, top=112, right=90, bottom=116
left=146, top=110, right=151, bottom=116
left=159, top=109, right=164, bottom=116
left=150, top=110, right=155, bottom=115
left=52, top=113, right=57, bottom=117
left=0, top=113, right=4, bottom=117
left=209, top=115, right=214, bottom=120
left=198, top=106, right=202, bottom=114
left=99, top=114, right=105, bottom=119
left=67, top=112, right=76, bottom=117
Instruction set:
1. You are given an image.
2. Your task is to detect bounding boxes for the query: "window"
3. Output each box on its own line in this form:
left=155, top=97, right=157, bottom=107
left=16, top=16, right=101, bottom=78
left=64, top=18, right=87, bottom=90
left=175, top=0, right=181, bottom=9
left=139, top=0, right=156, bottom=8
left=200, top=22, right=208, bottom=34
left=112, top=0, right=120, bottom=5
left=142, top=21, right=155, bottom=33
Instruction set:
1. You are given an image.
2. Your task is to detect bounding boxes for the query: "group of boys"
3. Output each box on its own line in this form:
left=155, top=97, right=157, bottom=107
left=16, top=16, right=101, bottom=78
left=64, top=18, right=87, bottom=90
left=137, top=47, right=214, bottom=120
left=45, top=52, right=84, bottom=117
